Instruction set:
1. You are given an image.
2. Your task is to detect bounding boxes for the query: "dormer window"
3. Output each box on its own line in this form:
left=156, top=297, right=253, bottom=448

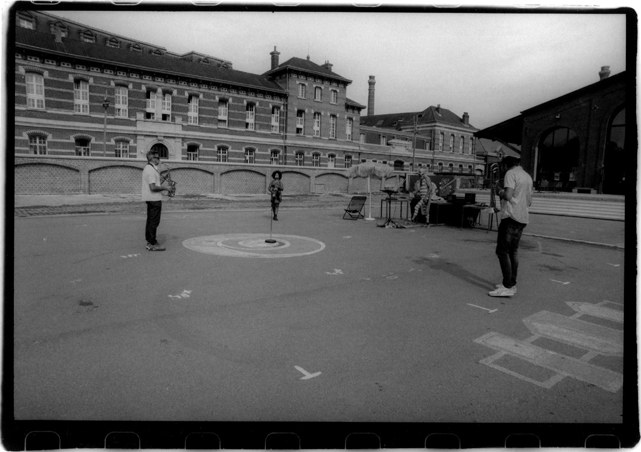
left=80, top=31, right=95, bottom=43
left=49, top=22, right=68, bottom=37
left=106, top=38, right=120, bottom=49
left=200, top=58, right=209, bottom=65
left=129, top=44, right=142, bottom=53
left=17, top=13, right=35, bottom=30
left=151, top=49, right=163, bottom=56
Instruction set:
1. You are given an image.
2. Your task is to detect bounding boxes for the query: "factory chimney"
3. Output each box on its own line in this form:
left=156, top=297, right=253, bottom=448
left=270, top=46, right=280, bottom=70
left=367, top=76, right=376, bottom=116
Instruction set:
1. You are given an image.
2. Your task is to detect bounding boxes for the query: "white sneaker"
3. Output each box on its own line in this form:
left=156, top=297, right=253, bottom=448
left=489, top=286, right=515, bottom=297
left=495, top=284, right=517, bottom=294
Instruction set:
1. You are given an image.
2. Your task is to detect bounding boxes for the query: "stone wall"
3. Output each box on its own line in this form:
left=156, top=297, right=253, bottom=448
left=14, top=155, right=381, bottom=195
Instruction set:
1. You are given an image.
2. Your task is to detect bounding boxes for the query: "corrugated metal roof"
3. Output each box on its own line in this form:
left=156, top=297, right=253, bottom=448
left=15, top=27, right=286, bottom=93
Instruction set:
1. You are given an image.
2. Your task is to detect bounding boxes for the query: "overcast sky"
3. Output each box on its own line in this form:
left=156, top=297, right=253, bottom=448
left=39, top=6, right=628, bottom=130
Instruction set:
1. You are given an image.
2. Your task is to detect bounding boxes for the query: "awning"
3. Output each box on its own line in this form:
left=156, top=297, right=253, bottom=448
left=474, top=115, right=523, bottom=154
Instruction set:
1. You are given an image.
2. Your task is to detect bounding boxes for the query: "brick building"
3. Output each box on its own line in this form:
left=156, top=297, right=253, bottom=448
left=359, top=92, right=480, bottom=175
left=475, top=68, right=630, bottom=195
left=12, top=9, right=481, bottom=195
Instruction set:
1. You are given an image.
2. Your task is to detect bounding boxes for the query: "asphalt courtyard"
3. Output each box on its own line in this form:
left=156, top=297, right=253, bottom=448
left=9, top=194, right=633, bottom=446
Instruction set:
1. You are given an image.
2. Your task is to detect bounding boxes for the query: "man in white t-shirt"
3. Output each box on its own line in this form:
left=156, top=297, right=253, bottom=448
left=142, top=150, right=168, bottom=251
left=489, top=156, right=533, bottom=297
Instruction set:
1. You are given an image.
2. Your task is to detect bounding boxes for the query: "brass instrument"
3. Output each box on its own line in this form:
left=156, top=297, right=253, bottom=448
left=159, top=164, right=177, bottom=197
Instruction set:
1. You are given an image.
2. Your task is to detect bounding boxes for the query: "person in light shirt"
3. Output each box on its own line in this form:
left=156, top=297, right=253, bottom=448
left=141, top=150, right=170, bottom=251
left=489, top=156, right=533, bottom=297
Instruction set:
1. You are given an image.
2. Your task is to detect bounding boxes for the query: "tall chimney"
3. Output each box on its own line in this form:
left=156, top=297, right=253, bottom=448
left=322, top=60, right=333, bottom=71
left=599, top=66, right=611, bottom=80
left=462, top=112, right=469, bottom=125
left=367, top=75, right=376, bottom=116
left=270, top=46, right=280, bottom=70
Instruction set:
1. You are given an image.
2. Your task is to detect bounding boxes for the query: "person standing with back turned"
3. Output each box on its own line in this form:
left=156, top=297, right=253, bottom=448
left=488, top=156, right=533, bottom=297
left=142, top=150, right=168, bottom=251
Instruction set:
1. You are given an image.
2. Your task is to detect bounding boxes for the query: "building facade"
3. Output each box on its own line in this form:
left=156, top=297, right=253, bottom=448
left=12, top=9, right=482, bottom=196
left=359, top=103, right=480, bottom=176
left=476, top=68, right=629, bottom=195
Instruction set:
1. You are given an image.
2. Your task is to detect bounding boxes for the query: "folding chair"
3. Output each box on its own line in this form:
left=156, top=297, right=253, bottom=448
left=343, top=195, right=367, bottom=220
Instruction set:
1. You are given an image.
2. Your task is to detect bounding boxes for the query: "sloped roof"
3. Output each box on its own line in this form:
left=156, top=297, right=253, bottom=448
left=15, top=27, right=286, bottom=93
left=263, top=56, right=352, bottom=84
left=476, top=138, right=521, bottom=157
left=474, top=114, right=523, bottom=145
left=522, top=71, right=627, bottom=115
left=360, top=105, right=476, bottom=129
left=346, top=97, right=366, bottom=109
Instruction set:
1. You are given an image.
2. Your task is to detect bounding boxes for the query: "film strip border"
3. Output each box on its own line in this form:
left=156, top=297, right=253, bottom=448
left=2, top=423, right=632, bottom=449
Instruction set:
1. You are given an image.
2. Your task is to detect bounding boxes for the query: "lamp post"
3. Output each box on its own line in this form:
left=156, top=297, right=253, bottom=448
left=102, top=91, right=110, bottom=157
left=411, top=115, right=417, bottom=173
left=431, top=138, right=436, bottom=169
left=411, top=113, right=423, bottom=173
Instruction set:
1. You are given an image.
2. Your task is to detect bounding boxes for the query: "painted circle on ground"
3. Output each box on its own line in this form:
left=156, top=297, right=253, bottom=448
left=183, top=234, right=325, bottom=258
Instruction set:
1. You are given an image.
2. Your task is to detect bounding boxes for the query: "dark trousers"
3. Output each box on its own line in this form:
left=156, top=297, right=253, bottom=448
left=495, top=217, right=526, bottom=289
left=145, top=201, right=162, bottom=245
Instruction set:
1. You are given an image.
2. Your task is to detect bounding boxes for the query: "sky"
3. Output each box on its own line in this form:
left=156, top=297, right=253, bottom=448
left=22, top=4, right=630, bottom=130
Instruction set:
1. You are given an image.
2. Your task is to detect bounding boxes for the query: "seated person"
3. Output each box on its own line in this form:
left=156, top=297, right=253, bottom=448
left=410, top=169, right=433, bottom=225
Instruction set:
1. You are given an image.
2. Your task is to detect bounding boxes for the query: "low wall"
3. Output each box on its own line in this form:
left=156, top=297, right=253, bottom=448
left=14, top=155, right=402, bottom=196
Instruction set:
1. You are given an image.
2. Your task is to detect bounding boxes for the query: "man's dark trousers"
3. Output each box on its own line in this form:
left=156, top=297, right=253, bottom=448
left=496, top=217, right=526, bottom=289
left=145, top=201, right=162, bottom=245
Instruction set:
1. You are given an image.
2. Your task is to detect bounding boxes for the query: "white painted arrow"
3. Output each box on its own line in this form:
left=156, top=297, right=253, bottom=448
left=468, top=303, right=497, bottom=313
left=550, top=279, right=570, bottom=285
left=294, top=365, right=321, bottom=380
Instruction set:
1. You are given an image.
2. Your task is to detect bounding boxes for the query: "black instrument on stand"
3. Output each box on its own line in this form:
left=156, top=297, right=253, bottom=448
left=489, top=163, right=500, bottom=212
left=377, top=188, right=405, bottom=229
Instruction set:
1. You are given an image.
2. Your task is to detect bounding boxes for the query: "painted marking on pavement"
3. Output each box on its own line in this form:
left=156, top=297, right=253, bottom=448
left=468, top=303, right=497, bottom=313
left=524, top=311, right=623, bottom=356
left=294, top=366, right=321, bottom=380
left=550, top=279, right=570, bottom=285
left=169, top=290, right=192, bottom=299
left=566, top=301, right=624, bottom=323
left=121, top=254, right=140, bottom=258
left=326, top=269, right=343, bottom=275
left=70, top=279, right=82, bottom=284
left=428, top=254, right=440, bottom=258
left=607, top=263, right=620, bottom=267
left=183, top=234, right=325, bottom=258
left=342, top=236, right=352, bottom=239
left=475, top=332, right=622, bottom=392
